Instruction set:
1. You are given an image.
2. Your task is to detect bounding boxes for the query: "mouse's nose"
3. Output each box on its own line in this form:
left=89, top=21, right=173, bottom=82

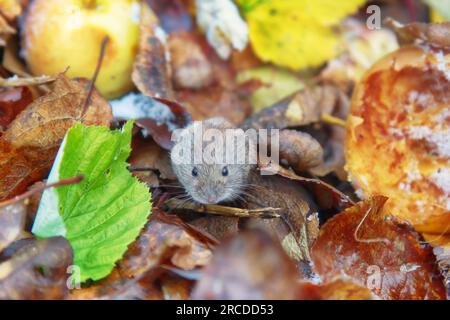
left=207, top=195, right=217, bottom=203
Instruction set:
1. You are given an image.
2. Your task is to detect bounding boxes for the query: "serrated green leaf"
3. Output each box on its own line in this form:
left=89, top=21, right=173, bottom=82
left=32, top=121, right=151, bottom=282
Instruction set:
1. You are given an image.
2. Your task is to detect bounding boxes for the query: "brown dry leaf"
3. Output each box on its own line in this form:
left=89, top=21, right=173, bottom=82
left=260, top=161, right=354, bottom=212
left=0, top=74, right=58, bottom=87
left=0, top=237, right=73, bottom=300
left=244, top=172, right=319, bottom=263
left=132, top=2, right=174, bottom=100
left=0, top=86, right=33, bottom=131
left=160, top=273, right=193, bottom=300
left=309, top=126, right=346, bottom=178
left=118, top=209, right=213, bottom=279
left=424, top=233, right=450, bottom=299
left=177, top=85, right=252, bottom=125
left=386, top=19, right=450, bottom=48
left=278, top=129, right=324, bottom=173
left=172, top=30, right=252, bottom=125
left=192, top=230, right=299, bottom=299
left=297, top=277, right=378, bottom=300
left=129, top=136, right=176, bottom=187
left=69, top=268, right=164, bottom=300
left=240, top=84, right=344, bottom=130
left=134, top=100, right=191, bottom=151
left=168, top=31, right=213, bottom=90
left=0, top=201, right=25, bottom=252
left=147, top=0, right=193, bottom=34
left=311, top=196, right=447, bottom=300
left=0, top=75, right=112, bottom=200
left=184, top=215, right=239, bottom=242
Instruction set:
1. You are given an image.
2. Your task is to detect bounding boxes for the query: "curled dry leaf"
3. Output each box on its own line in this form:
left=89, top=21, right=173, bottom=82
left=168, top=31, right=213, bottom=90
left=240, top=84, right=345, bottom=130
left=160, top=273, right=193, bottom=300
left=0, top=237, right=73, bottom=300
left=425, top=233, right=450, bottom=299
left=184, top=215, right=239, bottom=242
left=0, top=75, right=112, bottom=200
left=0, top=201, right=26, bottom=252
left=111, top=92, right=190, bottom=151
left=173, top=30, right=252, bottom=125
left=244, top=172, right=319, bottom=263
left=129, top=136, right=176, bottom=187
left=278, top=129, right=324, bottom=173
left=308, top=126, right=346, bottom=178
left=297, top=277, right=378, bottom=300
left=0, top=74, right=58, bottom=87
left=177, top=85, right=252, bottom=125
left=311, top=196, right=447, bottom=300
left=192, top=230, right=299, bottom=300
left=0, top=86, right=33, bottom=131
left=118, top=209, right=213, bottom=279
left=386, top=19, right=450, bottom=48
left=146, top=0, right=193, bottom=34
left=132, top=2, right=174, bottom=100
left=260, top=161, right=354, bottom=212
left=69, top=268, right=164, bottom=300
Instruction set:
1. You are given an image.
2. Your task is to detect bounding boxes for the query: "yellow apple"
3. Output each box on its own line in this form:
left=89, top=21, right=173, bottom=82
left=22, top=0, right=141, bottom=99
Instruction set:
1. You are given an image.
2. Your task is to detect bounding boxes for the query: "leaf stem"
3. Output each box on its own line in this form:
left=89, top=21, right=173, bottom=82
left=82, top=36, right=109, bottom=117
left=164, top=198, right=281, bottom=219
left=321, top=113, right=347, bottom=128
left=0, top=175, right=84, bottom=208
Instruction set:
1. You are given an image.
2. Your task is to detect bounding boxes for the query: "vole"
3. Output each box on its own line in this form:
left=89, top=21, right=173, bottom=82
left=170, top=117, right=256, bottom=204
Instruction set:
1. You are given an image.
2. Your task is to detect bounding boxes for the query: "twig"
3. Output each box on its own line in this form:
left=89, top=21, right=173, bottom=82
left=0, top=176, right=84, bottom=209
left=128, top=166, right=159, bottom=173
left=0, top=74, right=58, bottom=87
left=321, top=113, right=346, bottom=128
left=82, top=36, right=109, bottom=117
left=164, top=198, right=281, bottom=219
left=354, top=206, right=390, bottom=245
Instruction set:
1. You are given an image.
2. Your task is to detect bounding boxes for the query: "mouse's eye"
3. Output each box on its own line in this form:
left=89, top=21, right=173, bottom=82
left=221, top=166, right=229, bottom=177
left=192, top=167, right=198, bottom=177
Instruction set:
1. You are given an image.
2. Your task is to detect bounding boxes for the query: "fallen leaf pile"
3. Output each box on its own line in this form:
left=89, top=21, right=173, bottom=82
left=0, top=0, right=448, bottom=300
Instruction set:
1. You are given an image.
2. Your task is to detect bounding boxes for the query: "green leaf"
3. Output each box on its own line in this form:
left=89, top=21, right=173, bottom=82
left=32, top=121, right=151, bottom=282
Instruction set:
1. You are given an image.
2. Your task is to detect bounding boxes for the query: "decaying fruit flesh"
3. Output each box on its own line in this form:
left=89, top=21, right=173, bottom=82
left=345, top=44, right=450, bottom=236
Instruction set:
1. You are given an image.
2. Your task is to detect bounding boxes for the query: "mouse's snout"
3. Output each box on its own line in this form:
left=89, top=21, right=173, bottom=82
left=207, top=194, right=218, bottom=204
left=194, top=184, right=227, bottom=205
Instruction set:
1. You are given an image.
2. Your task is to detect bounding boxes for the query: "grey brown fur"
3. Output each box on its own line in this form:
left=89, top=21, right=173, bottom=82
left=170, top=117, right=256, bottom=204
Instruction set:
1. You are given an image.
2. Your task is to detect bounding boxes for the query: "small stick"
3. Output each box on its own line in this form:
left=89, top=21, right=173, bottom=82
left=0, top=176, right=84, bottom=209
left=127, top=166, right=158, bottom=173
left=321, top=113, right=346, bottom=128
left=164, top=198, right=281, bottom=219
left=354, top=206, right=390, bottom=245
left=0, top=74, right=58, bottom=87
left=82, top=36, right=109, bottom=117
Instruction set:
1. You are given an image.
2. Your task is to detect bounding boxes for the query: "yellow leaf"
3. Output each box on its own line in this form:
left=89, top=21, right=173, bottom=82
left=236, top=66, right=304, bottom=111
left=239, top=0, right=366, bottom=70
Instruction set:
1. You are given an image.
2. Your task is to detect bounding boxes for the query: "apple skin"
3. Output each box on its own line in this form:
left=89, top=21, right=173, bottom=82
left=22, top=0, right=141, bottom=99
